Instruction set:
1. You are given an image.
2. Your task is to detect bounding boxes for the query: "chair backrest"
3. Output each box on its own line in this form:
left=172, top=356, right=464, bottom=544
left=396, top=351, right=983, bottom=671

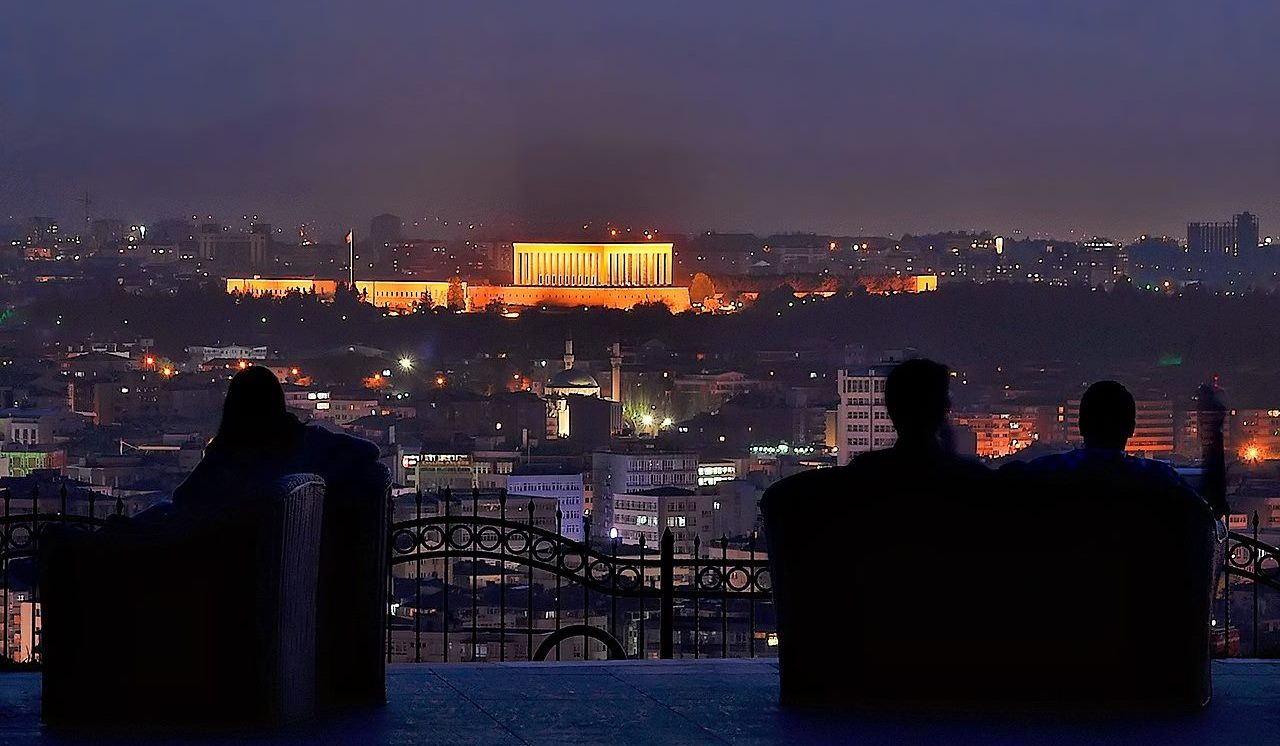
left=39, top=473, right=326, bottom=728
left=761, top=465, right=1214, bottom=709
left=316, top=461, right=392, bottom=709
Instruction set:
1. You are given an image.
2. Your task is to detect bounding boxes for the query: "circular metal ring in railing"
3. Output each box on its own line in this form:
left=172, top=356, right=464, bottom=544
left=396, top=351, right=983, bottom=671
left=532, top=624, right=628, bottom=661
left=615, top=565, right=643, bottom=591
left=503, top=528, right=530, bottom=555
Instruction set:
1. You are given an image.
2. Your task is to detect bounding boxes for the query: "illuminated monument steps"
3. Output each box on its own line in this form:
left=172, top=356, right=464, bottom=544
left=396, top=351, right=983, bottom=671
left=228, top=242, right=692, bottom=312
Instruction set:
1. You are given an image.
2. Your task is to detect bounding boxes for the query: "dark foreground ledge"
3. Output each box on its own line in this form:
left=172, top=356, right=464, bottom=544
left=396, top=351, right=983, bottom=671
left=0, top=660, right=1276, bottom=745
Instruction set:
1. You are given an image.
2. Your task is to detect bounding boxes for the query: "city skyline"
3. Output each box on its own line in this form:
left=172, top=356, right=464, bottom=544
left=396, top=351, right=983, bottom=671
left=4, top=2, right=1279, bottom=240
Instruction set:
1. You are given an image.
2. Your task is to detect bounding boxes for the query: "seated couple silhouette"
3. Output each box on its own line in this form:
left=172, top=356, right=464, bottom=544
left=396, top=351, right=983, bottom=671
left=844, top=358, right=1225, bottom=517
left=762, top=359, right=1221, bottom=709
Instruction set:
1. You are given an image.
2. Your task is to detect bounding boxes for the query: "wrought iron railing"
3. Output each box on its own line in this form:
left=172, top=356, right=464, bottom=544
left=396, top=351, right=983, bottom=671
left=0, top=485, right=118, bottom=666
left=386, top=488, right=774, bottom=663
left=4, top=482, right=1280, bottom=665
left=1221, top=513, right=1280, bottom=657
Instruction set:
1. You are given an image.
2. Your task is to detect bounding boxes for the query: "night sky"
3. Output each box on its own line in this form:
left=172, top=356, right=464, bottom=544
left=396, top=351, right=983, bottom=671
left=3, top=1, right=1277, bottom=241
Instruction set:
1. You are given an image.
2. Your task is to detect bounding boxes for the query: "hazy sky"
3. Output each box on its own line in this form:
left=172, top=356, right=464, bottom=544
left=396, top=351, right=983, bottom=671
left=2, top=1, right=1277, bottom=241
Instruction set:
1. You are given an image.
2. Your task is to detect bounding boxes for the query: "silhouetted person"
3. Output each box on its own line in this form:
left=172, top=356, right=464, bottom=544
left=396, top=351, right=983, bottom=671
left=174, top=366, right=380, bottom=509
left=846, top=358, right=988, bottom=486
left=1021, top=380, right=1208, bottom=508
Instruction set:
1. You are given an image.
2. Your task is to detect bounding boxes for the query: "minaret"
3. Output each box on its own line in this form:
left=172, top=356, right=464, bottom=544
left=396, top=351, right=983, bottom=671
left=563, top=338, right=575, bottom=371
left=610, top=341, right=622, bottom=402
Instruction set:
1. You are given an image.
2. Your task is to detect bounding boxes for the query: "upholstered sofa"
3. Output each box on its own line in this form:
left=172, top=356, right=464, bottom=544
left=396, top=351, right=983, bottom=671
left=761, top=464, right=1215, bottom=710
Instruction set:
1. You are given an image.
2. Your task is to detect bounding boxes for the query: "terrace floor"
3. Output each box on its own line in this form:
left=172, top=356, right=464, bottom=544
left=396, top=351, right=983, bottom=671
left=0, top=659, right=1278, bottom=744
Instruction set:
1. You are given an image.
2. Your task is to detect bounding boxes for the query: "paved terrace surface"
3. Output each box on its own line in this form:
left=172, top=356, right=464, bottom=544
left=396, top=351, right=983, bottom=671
left=0, top=659, right=1277, bottom=744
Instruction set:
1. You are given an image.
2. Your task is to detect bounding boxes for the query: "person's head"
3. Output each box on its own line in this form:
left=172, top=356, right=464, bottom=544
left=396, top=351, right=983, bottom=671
left=884, top=358, right=951, bottom=441
left=1078, top=380, right=1135, bottom=450
left=212, top=366, right=301, bottom=453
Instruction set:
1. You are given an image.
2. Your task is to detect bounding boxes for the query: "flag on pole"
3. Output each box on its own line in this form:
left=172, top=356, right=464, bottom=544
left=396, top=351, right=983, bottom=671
left=346, top=230, right=354, bottom=286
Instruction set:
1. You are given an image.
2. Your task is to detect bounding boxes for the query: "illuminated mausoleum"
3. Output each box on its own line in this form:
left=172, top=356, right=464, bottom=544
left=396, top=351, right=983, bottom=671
left=513, top=242, right=674, bottom=287
left=470, top=242, right=692, bottom=312
left=226, top=242, right=692, bottom=313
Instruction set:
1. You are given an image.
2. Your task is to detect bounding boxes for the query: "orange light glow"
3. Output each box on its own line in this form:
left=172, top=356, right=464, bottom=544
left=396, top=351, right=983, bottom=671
left=1241, top=444, right=1266, bottom=463
left=144, top=356, right=155, bottom=366
left=161, top=367, right=173, bottom=377
left=435, top=375, right=446, bottom=387
left=290, top=367, right=300, bottom=376
left=237, top=360, right=249, bottom=370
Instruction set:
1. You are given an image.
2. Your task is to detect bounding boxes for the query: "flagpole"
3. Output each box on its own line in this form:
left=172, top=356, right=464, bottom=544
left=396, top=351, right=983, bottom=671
left=348, top=230, right=354, bottom=288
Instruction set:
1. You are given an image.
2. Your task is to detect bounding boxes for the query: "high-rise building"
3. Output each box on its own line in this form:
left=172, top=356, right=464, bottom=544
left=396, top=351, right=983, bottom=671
left=370, top=213, right=403, bottom=245
left=591, top=448, right=698, bottom=534
left=506, top=465, right=587, bottom=541
left=835, top=363, right=896, bottom=465
left=197, top=222, right=272, bottom=268
left=1187, top=212, right=1260, bottom=257
left=1235, top=212, right=1260, bottom=255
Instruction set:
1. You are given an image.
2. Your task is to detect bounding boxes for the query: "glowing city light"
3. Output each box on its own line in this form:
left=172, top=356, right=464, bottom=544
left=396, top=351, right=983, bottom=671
left=399, top=357, right=413, bottom=371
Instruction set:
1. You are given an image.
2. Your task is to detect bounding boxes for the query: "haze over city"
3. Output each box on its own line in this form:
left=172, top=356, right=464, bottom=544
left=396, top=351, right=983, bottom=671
left=5, top=3, right=1280, bottom=743
left=4, top=1, right=1279, bottom=239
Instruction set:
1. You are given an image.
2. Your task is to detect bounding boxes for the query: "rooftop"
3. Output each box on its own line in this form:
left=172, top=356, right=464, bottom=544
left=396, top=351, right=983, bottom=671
left=0, top=659, right=1277, bottom=744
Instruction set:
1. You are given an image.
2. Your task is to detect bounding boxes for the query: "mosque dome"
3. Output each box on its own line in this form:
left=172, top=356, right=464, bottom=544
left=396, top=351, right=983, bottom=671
left=549, top=367, right=599, bottom=389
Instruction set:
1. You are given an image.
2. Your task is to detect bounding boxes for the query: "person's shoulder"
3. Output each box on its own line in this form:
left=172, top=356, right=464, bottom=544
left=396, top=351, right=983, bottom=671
left=761, top=464, right=845, bottom=512
left=1129, top=455, right=1191, bottom=487
left=304, top=424, right=380, bottom=459
left=949, top=454, right=991, bottom=476
left=1022, top=450, right=1078, bottom=472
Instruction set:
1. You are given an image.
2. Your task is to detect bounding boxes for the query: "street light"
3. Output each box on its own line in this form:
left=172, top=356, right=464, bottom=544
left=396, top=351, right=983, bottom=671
left=641, top=414, right=654, bottom=427
left=399, top=357, right=413, bottom=371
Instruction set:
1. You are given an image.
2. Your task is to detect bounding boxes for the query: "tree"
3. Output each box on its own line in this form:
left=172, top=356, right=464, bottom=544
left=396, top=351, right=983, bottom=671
left=416, top=289, right=434, bottom=313
left=446, top=276, right=466, bottom=311
left=689, top=272, right=715, bottom=304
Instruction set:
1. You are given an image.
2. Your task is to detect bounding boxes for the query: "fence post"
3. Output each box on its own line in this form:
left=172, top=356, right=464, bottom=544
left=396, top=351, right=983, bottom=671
left=442, top=488, right=451, bottom=663
left=582, top=515, right=591, bottom=659
left=1254, top=511, right=1261, bottom=658
left=499, top=489, right=507, bottom=663
left=526, top=499, right=535, bottom=661
left=660, top=529, right=674, bottom=659
left=414, top=489, right=422, bottom=664
left=471, top=488, right=479, bottom=662
left=554, top=507, right=562, bottom=661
